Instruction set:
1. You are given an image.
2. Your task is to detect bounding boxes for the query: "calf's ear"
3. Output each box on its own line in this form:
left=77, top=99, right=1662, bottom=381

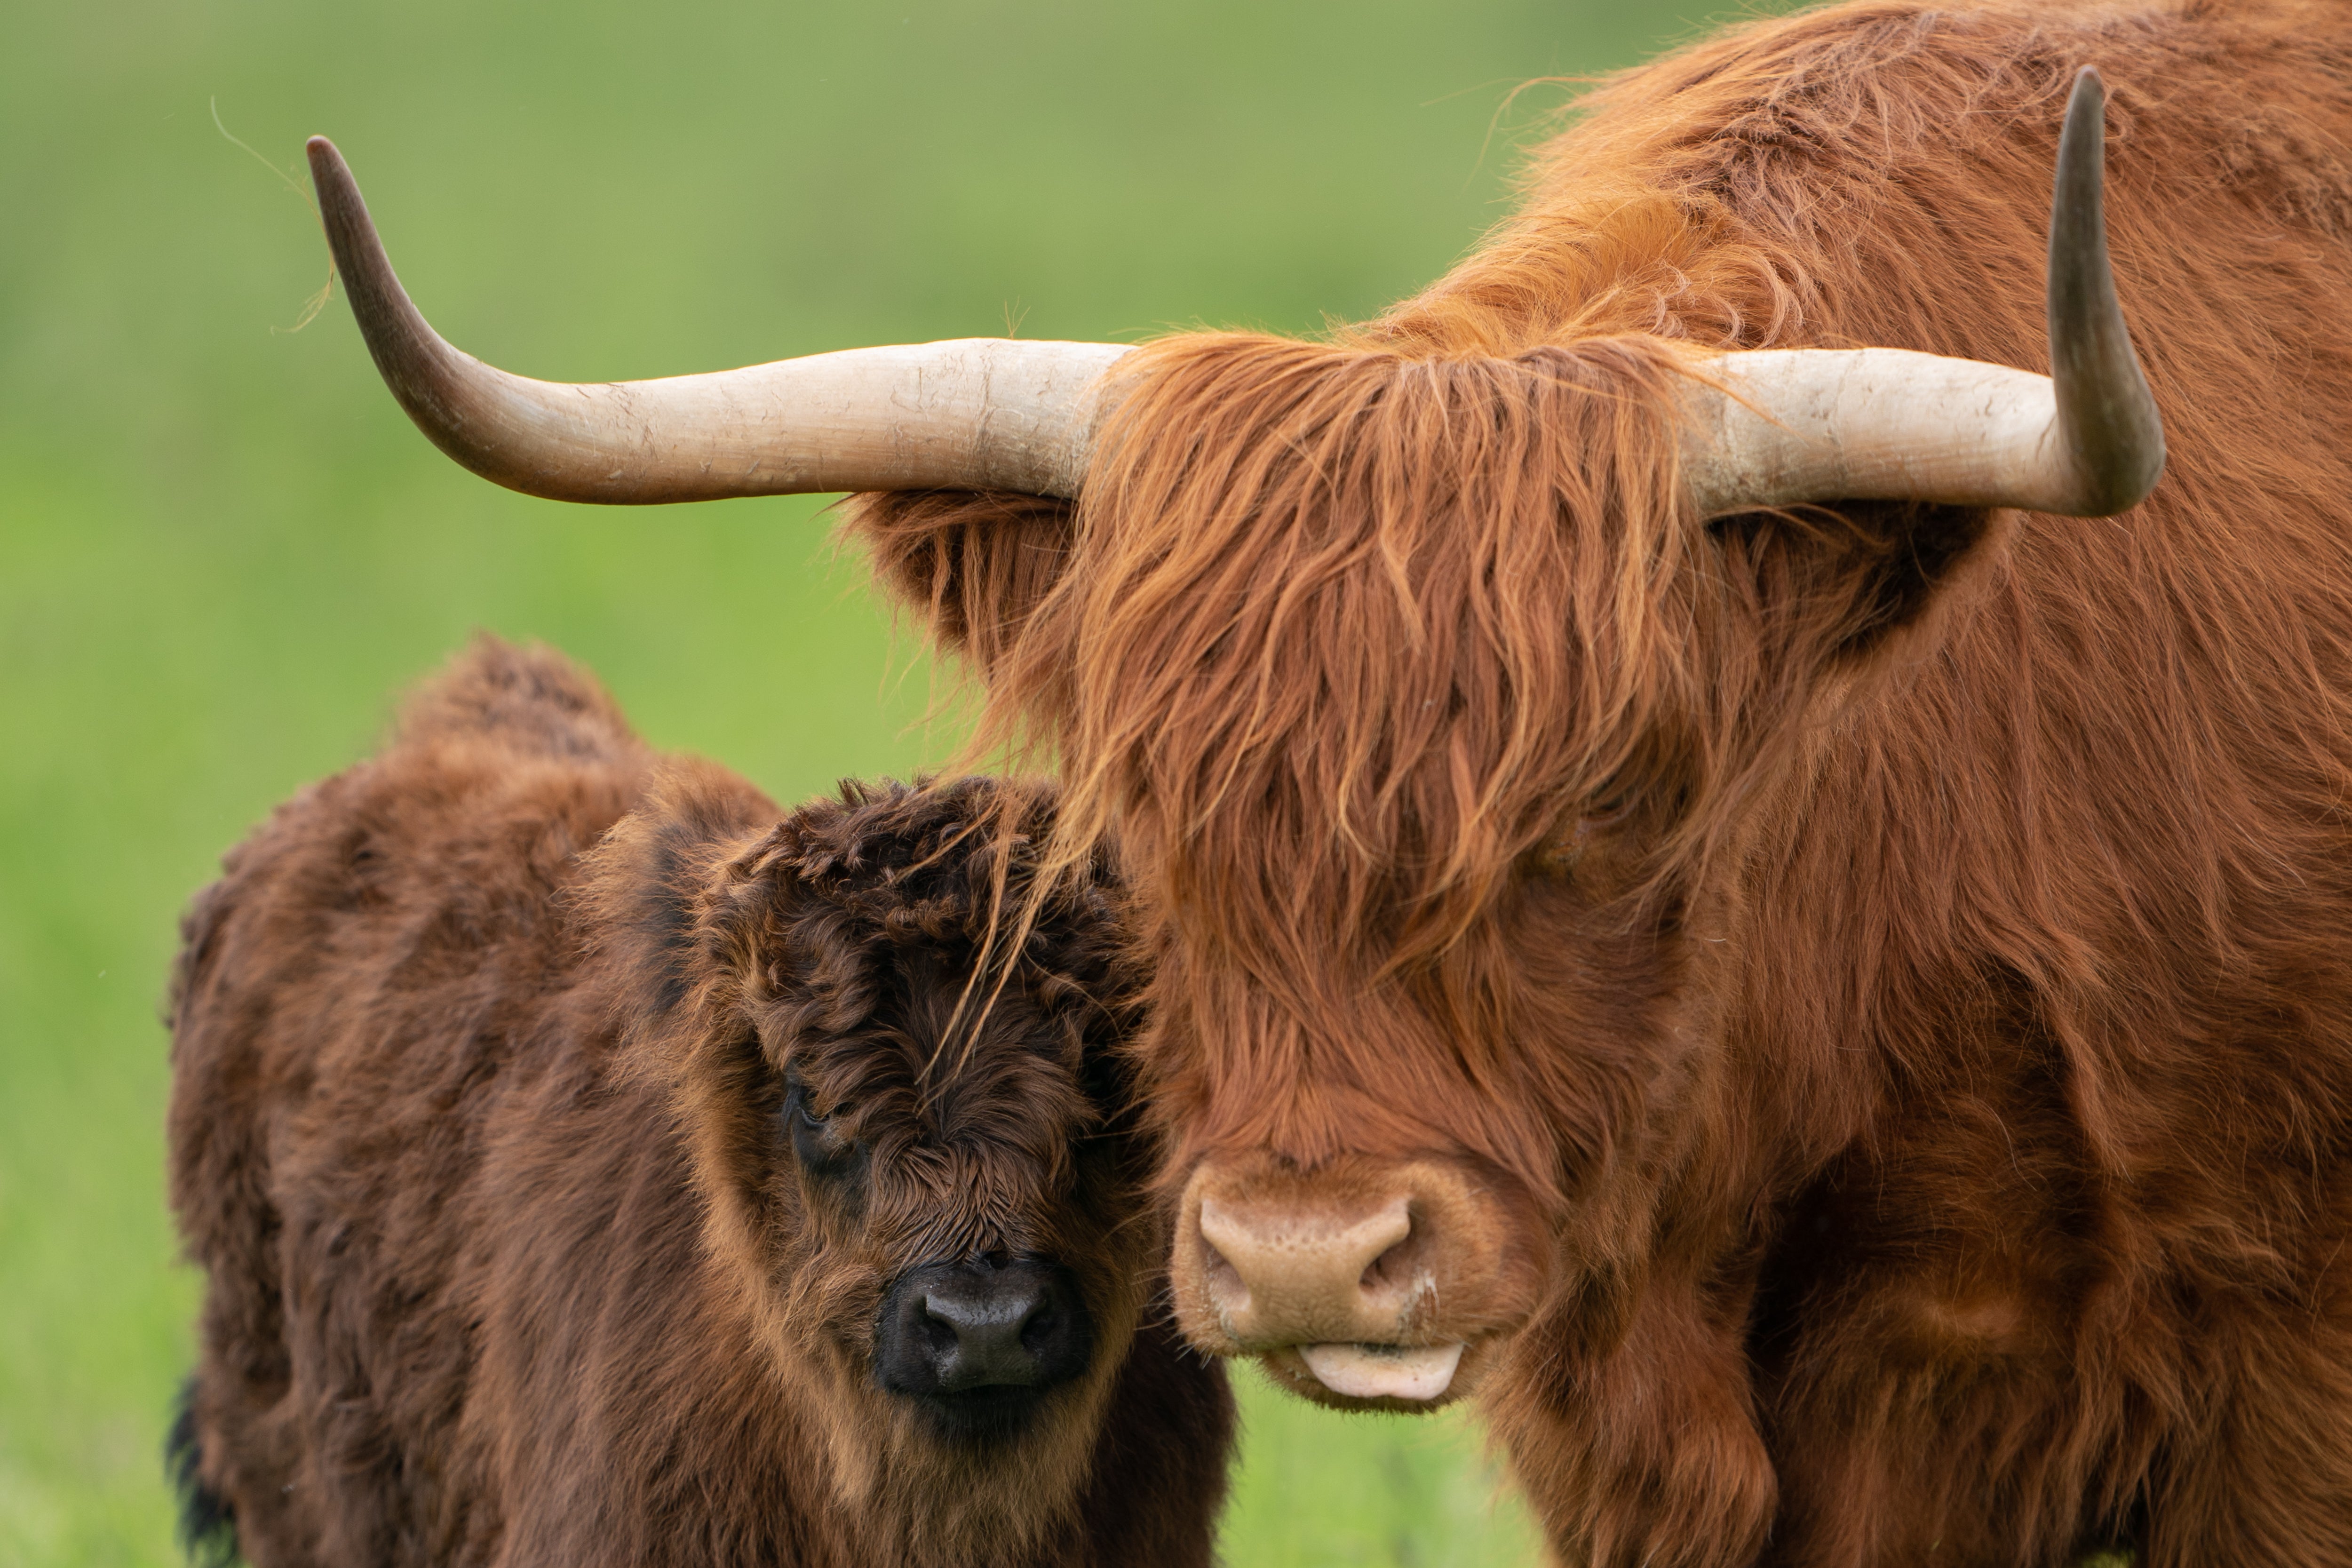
left=579, top=759, right=786, bottom=1035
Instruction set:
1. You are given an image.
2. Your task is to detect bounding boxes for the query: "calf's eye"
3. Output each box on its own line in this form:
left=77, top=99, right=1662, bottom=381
left=781, top=1075, right=860, bottom=1180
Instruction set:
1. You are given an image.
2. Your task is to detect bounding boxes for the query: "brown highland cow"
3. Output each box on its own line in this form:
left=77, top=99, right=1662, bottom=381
left=164, top=638, right=1233, bottom=1568
left=302, top=0, right=2352, bottom=1563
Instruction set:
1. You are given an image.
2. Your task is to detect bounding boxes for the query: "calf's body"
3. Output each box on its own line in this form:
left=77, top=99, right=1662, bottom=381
left=165, top=639, right=1231, bottom=1568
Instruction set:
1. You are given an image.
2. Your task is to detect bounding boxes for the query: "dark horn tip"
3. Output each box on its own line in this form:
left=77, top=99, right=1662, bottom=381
left=304, top=139, right=360, bottom=259
left=304, top=136, right=349, bottom=203
left=2049, top=61, right=2166, bottom=516
left=298, top=134, right=492, bottom=478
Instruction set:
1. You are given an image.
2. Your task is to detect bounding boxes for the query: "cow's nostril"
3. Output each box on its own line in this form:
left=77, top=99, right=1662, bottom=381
left=1199, top=1234, right=1249, bottom=1314
left=1362, top=1229, right=1415, bottom=1293
left=924, top=1287, right=1045, bottom=1389
left=1186, top=1183, right=1434, bottom=1347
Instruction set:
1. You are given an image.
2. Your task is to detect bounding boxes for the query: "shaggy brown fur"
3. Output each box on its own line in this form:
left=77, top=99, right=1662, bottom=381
left=164, top=637, right=1233, bottom=1568
left=846, top=2, right=2352, bottom=1564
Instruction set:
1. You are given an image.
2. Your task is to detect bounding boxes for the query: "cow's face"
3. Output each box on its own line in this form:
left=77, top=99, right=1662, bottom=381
left=624, top=776, right=1160, bottom=1559
left=850, top=332, right=2010, bottom=1409
left=1137, top=760, right=1724, bottom=1409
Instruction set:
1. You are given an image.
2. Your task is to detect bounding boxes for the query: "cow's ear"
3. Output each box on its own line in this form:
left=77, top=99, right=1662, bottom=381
left=840, top=490, right=1078, bottom=677
left=1705, top=498, right=2013, bottom=670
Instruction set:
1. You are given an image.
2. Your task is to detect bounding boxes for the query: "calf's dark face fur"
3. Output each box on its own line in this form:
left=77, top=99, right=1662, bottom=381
left=596, top=757, right=1181, bottom=1544
left=165, top=638, right=1232, bottom=1568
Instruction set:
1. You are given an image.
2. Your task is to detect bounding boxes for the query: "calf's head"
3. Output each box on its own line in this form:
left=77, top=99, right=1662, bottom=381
left=596, top=771, right=1158, bottom=1554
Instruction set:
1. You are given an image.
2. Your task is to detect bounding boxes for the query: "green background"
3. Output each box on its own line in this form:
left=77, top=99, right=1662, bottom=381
left=1, top=2, right=1762, bottom=1562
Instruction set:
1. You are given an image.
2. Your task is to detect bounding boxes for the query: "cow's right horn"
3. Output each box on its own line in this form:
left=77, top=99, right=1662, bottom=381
left=1677, top=66, right=2166, bottom=520
left=306, top=137, right=1128, bottom=503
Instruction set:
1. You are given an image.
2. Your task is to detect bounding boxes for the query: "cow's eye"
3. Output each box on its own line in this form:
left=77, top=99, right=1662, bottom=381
left=1572, top=807, right=1626, bottom=849
left=782, top=1075, right=859, bottom=1179
left=1531, top=786, right=1645, bottom=883
left=1078, top=1044, right=1130, bottom=1120
left=1581, top=782, right=1636, bottom=830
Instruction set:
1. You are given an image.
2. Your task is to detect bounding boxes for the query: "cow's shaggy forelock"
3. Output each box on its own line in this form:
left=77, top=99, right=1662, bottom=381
left=852, top=243, right=1997, bottom=1202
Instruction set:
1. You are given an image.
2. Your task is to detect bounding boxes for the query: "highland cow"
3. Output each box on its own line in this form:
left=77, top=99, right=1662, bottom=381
left=164, top=638, right=1232, bottom=1568
left=304, top=0, right=2352, bottom=1562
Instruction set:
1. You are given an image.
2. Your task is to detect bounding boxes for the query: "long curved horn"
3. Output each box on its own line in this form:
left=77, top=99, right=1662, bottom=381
left=1678, top=67, right=2165, bottom=519
left=306, top=137, right=1128, bottom=501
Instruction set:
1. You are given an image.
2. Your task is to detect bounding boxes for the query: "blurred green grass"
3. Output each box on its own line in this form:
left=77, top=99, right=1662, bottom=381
left=0, top=1, right=1748, bottom=1562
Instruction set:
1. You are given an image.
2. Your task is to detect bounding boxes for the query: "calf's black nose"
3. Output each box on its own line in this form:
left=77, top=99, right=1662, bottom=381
left=876, top=1257, right=1093, bottom=1433
left=924, top=1280, right=1050, bottom=1391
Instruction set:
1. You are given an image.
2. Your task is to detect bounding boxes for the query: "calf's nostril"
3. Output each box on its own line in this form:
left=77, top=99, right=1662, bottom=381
left=924, top=1288, right=1046, bottom=1389
left=877, top=1258, right=1096, bottom=1412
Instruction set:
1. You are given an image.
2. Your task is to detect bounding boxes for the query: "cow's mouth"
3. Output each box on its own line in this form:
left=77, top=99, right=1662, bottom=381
left=1258, top=1337, right=1483, bottom=1409
left=1299, top=1340, right=1465, bottom=1400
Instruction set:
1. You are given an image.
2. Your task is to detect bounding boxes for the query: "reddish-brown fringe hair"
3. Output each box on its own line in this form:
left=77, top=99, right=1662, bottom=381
left=862, top=274, right=1991, bottom=1032
left=850, top=0, right=2352, bottom=1009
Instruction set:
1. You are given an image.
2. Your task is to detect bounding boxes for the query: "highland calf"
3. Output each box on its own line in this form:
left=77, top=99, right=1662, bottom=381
left=165, top=639, right=1232, bottom=1568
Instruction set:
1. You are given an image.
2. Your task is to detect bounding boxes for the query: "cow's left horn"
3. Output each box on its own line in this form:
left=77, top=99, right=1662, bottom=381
left=1677, top=66, right=2165, bottom=519
left=306, top=136, right=1128, bottom=502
